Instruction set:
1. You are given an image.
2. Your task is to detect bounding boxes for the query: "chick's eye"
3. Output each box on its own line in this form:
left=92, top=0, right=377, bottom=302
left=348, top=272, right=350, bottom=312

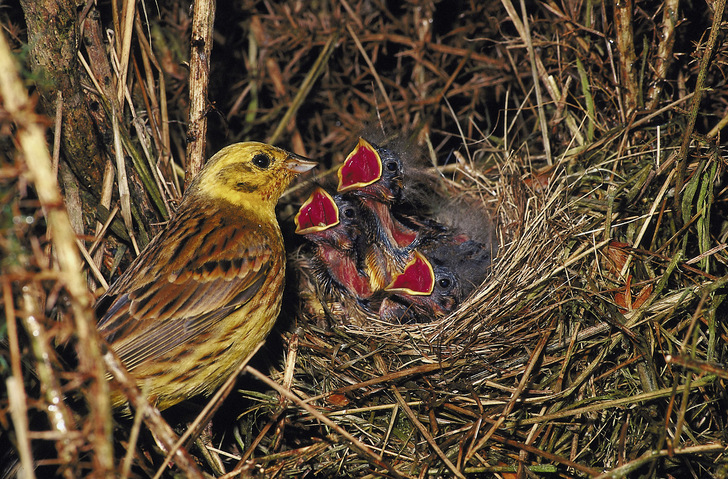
left=343, top=207, right=356, bottom=219
left=438, top=278, right=452, bottom=289
left=386, top=161, right=398, bottom=172
left=252, top=154, right=272, bottom=169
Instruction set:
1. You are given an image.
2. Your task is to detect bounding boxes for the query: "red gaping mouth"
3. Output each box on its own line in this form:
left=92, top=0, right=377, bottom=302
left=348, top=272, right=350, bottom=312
left=295, top=187, right=340, bottom=234
left=337, top=138, right=383, bottom=193
left=385, top=251, right=435, bottom=296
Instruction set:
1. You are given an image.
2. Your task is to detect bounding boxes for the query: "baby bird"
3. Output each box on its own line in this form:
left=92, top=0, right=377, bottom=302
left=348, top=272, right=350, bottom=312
left=96, top=142, right=316, bottom=411
left=382, top=239, right=493, bottom=323
left=295, top=187, right=373, bottom=299
left=336, top=138, right=424, bottom=289
left=296, top=136, right=498, bottom=325
left=337, top=137, right=404, bottom=202
left=295, top=188, right=386, bottom=325
left=336, top=137, right=414, bottom=242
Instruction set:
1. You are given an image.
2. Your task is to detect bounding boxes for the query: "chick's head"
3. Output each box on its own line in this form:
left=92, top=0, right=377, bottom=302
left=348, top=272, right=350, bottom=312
left=337, top=137, right=404, bottom=202
left=426, top=240, right=493, bottom=307
left=399, top=251, right=462, bottom=312
left=383, top=240, right=493, bottom=322
left=192, top=142, right=316, bottom=217
left=296, top=187, right=364, bottom=252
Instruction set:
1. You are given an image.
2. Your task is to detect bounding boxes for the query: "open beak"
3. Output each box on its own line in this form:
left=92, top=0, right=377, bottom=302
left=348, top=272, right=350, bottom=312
left=295, top=187, right=340, bottom=234
left=385, top=251, right=435, bottom=296
left=337, top=137, right=382, bottom=192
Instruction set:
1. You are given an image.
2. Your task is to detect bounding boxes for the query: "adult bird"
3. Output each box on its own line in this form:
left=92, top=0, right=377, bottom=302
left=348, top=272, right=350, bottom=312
left=96, top=142, right=316, bottom=411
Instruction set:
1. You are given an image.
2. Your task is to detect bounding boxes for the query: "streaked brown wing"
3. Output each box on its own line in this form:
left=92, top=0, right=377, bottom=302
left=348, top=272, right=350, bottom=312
left=104, top=264, right=270, bottom=372
left=97, top=207, right=277, bottom=373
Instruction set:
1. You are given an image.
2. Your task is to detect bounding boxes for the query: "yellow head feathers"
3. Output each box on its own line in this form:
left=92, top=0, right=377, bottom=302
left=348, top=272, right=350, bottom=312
left=192, top=142, right=316, bottom=207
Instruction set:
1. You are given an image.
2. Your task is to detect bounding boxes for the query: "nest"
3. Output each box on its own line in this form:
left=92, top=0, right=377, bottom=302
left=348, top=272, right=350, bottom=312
left=1, top=0, right=727, bottom=478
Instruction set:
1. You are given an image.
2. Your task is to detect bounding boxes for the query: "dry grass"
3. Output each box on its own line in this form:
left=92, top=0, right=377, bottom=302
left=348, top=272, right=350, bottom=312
left=1, top=0, right=727, bottom=478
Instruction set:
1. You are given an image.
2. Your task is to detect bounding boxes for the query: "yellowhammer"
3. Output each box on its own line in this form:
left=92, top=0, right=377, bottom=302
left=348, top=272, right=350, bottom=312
left=96, top=142, right=316, bottom=411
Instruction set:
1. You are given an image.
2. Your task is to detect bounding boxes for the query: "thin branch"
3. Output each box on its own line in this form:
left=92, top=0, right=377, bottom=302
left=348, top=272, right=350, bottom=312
left=185, top=0, right=216, bottom=187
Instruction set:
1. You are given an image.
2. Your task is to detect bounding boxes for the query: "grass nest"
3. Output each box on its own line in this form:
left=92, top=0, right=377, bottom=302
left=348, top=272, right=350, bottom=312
left=1, top=0, right=727, bottom=478
left=276, top=133, right=727, bottom=478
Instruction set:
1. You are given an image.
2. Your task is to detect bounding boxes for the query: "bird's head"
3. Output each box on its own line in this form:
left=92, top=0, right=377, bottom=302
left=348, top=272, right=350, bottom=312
left=337, top=137, right=404, bottom=202
left=191, top=142, right=316, bottom=214
left=385, top=241, right=489, bottom=321
left=381, top=251, right=443, bottom=323
left=295, top=187, right=363, bottom=250
left=385, top=251, right=436, bottom=297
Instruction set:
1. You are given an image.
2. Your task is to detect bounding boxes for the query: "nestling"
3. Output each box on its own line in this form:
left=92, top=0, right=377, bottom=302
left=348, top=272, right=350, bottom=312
left=295, top=187, right=373, bottom=299
left=382, top=239, right=494, bottom=323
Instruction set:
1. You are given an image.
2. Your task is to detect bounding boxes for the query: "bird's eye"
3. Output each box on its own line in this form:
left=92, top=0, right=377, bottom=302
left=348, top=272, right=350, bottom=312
left=252, top=154, right=272, bottom=169
left=343, top=207, right=356, bottom=219
left=439, top=278, right=452, bottom=289
left=386, top=161, right=398, bottom=172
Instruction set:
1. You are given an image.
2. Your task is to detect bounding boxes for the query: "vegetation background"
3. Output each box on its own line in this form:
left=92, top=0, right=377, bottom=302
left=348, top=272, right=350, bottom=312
left=0, top=0, right=727, bottom=477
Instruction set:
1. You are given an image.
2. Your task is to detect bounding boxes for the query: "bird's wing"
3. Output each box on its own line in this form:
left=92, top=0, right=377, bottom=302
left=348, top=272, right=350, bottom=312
left=97, top=218, right=276, bottom=372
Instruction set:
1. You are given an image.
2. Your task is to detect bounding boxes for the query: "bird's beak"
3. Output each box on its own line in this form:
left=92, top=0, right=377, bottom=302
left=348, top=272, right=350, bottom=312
left=284, top=152, right=318, bottom=173
left=295, top=187, right=340, bottom=234
left=337, top=137, right=382, bottom=192
left=385, top=251, right=435, bottom=296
